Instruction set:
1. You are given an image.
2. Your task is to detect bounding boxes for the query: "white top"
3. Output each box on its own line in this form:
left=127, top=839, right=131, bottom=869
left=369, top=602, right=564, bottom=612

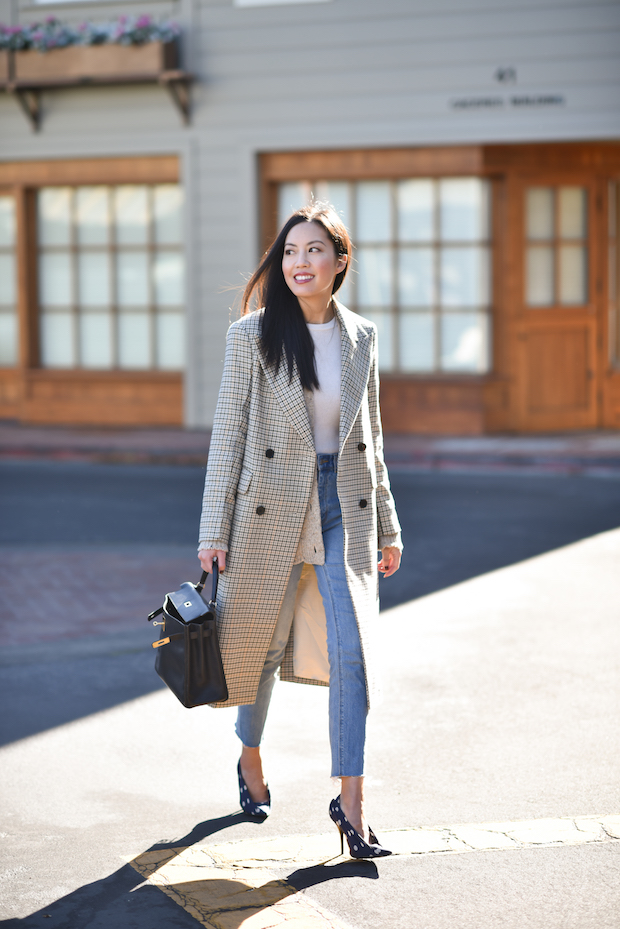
left=307, top=317, right=341, bottom=454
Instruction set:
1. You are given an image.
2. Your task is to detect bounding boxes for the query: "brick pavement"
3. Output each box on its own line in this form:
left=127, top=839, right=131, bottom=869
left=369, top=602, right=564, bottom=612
left=0, top=547, right=201, bottom=647
left=2, top=421, right=620, bottom=473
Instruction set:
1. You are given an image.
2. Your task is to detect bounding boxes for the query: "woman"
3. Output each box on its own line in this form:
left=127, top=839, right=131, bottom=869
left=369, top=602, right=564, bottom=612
left=198, top=203, right=402, bottom=858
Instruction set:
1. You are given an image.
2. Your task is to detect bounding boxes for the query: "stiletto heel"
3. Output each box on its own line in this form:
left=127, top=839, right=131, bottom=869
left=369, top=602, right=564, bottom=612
left=237, top=760, right=271, bottom=821
left=329, top=796, right=391, bottom=859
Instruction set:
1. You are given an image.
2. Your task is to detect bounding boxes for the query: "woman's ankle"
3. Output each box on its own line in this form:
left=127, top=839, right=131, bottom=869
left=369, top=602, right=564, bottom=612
left=240, top=746, right=269, bottom=803
left=339, top=776, right=366, bottom=838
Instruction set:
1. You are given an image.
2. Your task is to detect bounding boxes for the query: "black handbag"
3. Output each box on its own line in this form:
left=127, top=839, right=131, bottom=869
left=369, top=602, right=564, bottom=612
left=147, top=561, right=228, bottom=708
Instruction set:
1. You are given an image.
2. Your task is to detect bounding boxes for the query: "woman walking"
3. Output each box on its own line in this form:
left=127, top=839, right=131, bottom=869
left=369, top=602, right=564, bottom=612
left=198, top=203, right=402, bottom=858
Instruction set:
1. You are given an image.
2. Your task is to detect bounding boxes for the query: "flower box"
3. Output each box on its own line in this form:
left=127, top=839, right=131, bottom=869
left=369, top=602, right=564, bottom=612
left=13, top=39, right=178, bottom=83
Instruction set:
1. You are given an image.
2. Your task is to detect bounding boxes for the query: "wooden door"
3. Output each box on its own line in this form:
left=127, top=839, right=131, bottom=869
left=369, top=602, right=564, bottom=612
left=513, top=177, right=602, bottom=431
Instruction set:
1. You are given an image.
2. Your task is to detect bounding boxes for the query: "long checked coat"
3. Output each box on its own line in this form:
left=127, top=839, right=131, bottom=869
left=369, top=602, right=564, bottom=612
left=199, top=302, right=402, bottom=708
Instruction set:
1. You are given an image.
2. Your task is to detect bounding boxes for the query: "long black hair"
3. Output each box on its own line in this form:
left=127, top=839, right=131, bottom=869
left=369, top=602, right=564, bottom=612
left=242, top=203, right=351, bottom=390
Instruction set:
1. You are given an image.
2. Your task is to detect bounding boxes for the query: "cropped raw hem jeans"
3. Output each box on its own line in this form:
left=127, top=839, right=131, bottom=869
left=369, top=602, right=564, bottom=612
left=235, top=453, right=368, bottom=777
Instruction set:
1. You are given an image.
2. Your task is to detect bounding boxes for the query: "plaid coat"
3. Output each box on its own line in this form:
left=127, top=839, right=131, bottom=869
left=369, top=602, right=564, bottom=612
left=199, top=302, right=402, bottom=708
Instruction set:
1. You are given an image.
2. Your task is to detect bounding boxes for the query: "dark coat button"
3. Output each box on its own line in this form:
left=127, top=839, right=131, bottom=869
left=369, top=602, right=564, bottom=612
left=359, top=499, right=368, bottom=508
left=265, top=449, right=274, bottom=458
left=357, top=443, right=366, bottom=451
left=256, top=505, right=265, bottom=515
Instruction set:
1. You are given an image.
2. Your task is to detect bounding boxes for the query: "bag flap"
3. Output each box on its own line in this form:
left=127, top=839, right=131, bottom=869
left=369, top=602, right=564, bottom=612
left=166, top=582, right=211, bottom=624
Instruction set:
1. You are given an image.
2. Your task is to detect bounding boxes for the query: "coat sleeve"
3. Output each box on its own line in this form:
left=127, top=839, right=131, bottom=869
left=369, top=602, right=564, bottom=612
left=198, top=321, right=253, bottom=549
left=368, top=329, right=403, bottom=552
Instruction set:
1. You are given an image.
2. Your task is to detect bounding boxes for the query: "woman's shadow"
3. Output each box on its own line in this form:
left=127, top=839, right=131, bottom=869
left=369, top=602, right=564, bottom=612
left=2, top=812, right=379, bottom=929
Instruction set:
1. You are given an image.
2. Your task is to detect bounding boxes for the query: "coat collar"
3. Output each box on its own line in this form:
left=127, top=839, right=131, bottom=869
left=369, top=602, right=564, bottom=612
left=252, top=322, right=316, bottom=450
left=252, top=301, right=373, bottom=453
left=333, top=301, right=373, bottom=452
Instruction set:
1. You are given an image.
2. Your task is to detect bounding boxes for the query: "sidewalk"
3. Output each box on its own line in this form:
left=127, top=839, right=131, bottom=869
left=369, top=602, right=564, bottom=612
left=2, top=421, right=620, bottom=474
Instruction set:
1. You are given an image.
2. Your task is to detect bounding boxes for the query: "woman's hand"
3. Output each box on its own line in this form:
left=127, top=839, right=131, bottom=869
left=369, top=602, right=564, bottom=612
left=378, top=546, right=401, bottom=578
left=199, top=549, right=227, bottom=573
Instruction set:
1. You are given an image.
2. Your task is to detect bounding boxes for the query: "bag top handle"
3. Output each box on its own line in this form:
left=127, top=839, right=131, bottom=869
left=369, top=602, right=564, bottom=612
left=196, top=557, right=219, bottom=604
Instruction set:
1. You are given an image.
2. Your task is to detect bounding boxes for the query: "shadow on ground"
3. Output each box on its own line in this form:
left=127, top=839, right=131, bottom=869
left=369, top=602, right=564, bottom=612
left=2, top=464, right=620, bottom=747
left=0, top=814, right=377, bottom=929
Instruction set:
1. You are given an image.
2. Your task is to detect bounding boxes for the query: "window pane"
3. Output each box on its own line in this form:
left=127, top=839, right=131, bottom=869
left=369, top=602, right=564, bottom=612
left=278, top=183, right=309, bottom=227
left=156, top=313, right=185, bottom=369
left=39, top=188, right=72, bottom=246
left=117, top=251, right=149, bottom=306
left=526, top=188, right=554, bottom=240
left=118, top=313, right=151, bottom=368
left=559, top=187, right=586, bottom=239
left=398, top=247, right=434, bottom=306
left=319, top=181, right=351, bottom=228
left=363, top=311, right=393, bottom=369
left=40, top=312, right=75, bottom=367
left=114, top=186, right=149, bottom=245
left=154, top=251, right=184, bottom=306
left=0, top=197, right=16, bottom=247
left=439, top=179, right=488, bottom=242
left=356, top=181, right=391, bottom=243
left=80, top=313, right=113, bottom=369
left=526, top=246, right=554, bottom=305
left=78, top=252, right=110, bottom=307
left=559, top=244, right=587, bottom=305
left=441, top=313, right=488, bottom=372
left=0, top=312, right=17, bottom=366
left=397, top=180, right=434, bottom=242
left=400, top=313, right=434, bottom=371
left=357, top=247, right=391, bottom=306
left=154, top=185, right=183, bottom=245
left=76, top=187, right=109, bottom=245
left=40, top=252, right=72, bottom=306
left=0, top=253, right=16, bottom=305
left=335, top=272, right=352, bottom=307
left=440, top=247, right=490, bottom=307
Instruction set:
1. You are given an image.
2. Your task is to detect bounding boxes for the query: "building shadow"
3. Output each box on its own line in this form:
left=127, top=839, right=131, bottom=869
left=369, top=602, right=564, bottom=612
left=2, top=469, right=620, bottom=747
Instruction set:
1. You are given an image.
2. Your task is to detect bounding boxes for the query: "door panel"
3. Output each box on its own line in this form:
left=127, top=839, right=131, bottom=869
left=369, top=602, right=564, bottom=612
left=517, top=320, right=596, bottom=429
left=514, top=178, right=601, bottom=431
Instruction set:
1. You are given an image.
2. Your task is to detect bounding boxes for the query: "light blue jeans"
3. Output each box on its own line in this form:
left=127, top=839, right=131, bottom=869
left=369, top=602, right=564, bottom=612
left=236, top=453, right=368, bottom=777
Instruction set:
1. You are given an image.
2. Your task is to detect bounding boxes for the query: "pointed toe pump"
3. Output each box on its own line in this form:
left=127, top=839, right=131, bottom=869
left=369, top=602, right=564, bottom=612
left=329, top=796, right=392, bottom=859
left=237, top=760, right=271, bottom=821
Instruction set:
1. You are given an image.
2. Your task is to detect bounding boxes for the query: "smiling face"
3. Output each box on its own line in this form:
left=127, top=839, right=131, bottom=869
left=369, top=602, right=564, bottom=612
left=281, top=221, right=347, bottom=312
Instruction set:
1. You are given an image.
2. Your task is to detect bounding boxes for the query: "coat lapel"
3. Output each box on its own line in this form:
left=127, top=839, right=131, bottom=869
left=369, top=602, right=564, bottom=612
left=253, top=333, right=316, bottom=450
left=335, top=302, right=373, bottom=453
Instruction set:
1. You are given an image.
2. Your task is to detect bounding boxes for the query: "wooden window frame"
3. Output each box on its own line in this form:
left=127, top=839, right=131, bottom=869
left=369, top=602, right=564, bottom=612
left=259, top=143, right=620, bottom=434
left=0, top=156, right=184, bottom=426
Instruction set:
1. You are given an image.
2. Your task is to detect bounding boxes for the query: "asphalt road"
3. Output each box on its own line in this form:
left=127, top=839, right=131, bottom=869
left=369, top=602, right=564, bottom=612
left=2, top=460, right=620, bottom=609
left=1, top=462, right=619, bottom=928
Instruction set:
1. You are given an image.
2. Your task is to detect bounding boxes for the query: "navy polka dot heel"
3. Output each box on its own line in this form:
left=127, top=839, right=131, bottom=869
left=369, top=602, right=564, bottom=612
left=329, top=796, right=392, bottom=858
left=237, top=760, right=271, bottom=821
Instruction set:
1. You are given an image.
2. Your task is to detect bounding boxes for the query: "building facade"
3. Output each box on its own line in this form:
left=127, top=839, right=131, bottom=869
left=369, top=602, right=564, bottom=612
left=1, top=0, right=619, bottom=433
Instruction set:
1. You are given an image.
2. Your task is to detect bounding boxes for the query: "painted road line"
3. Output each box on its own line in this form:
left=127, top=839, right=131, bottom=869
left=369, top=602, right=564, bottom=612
left=127, top=815, right=620, bottom=928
